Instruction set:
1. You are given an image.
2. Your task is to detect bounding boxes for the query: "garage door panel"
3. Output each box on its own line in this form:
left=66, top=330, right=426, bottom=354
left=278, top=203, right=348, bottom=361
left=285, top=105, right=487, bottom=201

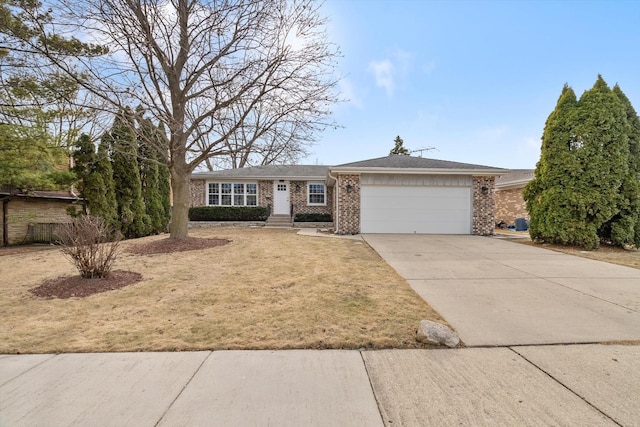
left=361, top=185, right=471, bottom=234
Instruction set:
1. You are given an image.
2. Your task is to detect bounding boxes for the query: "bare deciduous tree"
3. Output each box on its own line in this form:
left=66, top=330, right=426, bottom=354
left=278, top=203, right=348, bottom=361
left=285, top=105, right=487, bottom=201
left=12, top=0, right=340, bottom=239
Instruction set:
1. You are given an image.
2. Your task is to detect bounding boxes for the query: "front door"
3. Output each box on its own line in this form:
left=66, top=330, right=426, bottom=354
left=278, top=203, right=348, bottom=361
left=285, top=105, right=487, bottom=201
left=273, top=181, right=290, bottom=215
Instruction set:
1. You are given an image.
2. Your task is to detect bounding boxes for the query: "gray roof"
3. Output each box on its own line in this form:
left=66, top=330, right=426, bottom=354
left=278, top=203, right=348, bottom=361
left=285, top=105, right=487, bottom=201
left=190, top=156, right=509, bottom=181
left=191, top=164, right=329, bottom=180
left=0, top=187, right=79, bottom=200
left=335, top=155, right=504, bottom=170
left=495, top=169, right=535, bottom=188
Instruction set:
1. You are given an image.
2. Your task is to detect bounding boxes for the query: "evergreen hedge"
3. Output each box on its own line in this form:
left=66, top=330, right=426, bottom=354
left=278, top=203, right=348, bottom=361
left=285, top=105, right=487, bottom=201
left=524, top=76, right=640, bottom=249
left=294, top=213, right=333, bottom=222
left=189, top=206, right=268, bottom=221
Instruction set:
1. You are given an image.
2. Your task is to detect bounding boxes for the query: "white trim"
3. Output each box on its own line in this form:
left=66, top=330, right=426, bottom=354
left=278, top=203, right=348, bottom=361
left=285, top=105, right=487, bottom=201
left=194, top=173, right=326, bottom=181
left=307, top=182, right=327, bottom=206
left=495, top=179, right=532, bottom=190
left=206, top=181, right=258, bottom=206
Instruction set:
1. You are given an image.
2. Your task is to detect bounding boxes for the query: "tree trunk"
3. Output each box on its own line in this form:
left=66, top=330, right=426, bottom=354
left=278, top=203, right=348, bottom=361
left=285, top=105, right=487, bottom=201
left=170, top=160, right=190, bottom=240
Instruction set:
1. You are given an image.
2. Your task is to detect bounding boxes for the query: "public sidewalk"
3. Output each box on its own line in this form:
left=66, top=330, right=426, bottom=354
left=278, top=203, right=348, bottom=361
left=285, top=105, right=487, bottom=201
left=3, top=235, right=640, bottom=425
left=2, top=345, right=639, bottom=426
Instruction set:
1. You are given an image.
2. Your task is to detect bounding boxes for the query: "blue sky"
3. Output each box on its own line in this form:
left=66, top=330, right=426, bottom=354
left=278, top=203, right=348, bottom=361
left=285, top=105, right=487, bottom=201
left=301, top=0, right=640, bottom=169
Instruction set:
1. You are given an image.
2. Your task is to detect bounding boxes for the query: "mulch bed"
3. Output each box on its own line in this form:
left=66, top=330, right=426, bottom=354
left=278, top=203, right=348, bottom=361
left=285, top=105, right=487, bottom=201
left=29, top=237, right=230, bottom=299
left=126, top=236, right=230, bottom=255
left=30, top=270, right=143, bottom=299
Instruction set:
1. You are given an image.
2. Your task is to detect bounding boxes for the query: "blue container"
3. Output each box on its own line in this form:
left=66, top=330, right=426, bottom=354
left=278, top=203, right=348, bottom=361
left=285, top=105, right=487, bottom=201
left=515, top=218, right=528, bottom=231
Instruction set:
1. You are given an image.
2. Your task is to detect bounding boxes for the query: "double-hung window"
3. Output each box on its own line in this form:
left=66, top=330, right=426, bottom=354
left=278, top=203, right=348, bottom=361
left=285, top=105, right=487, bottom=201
left=208, top=182, right=257, bottom=206
left=307, top=183, right=326, bottom=205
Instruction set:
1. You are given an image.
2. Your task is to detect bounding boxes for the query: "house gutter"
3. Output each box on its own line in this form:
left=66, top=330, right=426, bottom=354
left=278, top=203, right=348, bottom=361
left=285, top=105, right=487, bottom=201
left=495, top=178, right=533, bottom=190
left=327, top=169, right=339, bottom=234
left=191, top=174, right=328, bottom=181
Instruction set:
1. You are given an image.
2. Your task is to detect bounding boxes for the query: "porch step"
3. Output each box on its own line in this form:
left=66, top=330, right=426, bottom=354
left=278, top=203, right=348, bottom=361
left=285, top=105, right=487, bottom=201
left=265, top=214, right=293, bottom=227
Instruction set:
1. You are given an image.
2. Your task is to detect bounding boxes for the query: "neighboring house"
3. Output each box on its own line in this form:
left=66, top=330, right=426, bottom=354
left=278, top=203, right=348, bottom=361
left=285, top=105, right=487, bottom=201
left=1, top=188, right=79, bottom=246
left=190, top=155, right=508, bottom=235
left=494, top=169, right=535, bottom=226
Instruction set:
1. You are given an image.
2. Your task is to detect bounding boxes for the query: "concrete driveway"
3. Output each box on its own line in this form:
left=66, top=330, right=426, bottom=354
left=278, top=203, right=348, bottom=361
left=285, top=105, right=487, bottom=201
left=363, top=234, right=640, bottom=346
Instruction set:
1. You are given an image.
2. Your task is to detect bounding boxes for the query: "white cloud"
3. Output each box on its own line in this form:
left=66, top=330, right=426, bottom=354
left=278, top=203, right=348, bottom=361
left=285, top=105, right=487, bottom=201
left=368, top=48, right=423, bottom=97
left=368, top=59, right=395, bottom=97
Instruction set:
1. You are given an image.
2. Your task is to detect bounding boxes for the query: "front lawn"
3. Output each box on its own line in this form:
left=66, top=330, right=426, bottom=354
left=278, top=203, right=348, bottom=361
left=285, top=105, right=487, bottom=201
left=0, top=228, right=444, bottom=353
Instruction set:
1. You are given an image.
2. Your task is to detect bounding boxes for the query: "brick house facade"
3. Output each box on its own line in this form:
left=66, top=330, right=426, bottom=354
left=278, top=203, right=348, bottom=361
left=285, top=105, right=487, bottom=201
left=494, top=169, right=534, bottom=226
left=190, top=157, right=507, bottom=235
left=1, top=190, right=80, bottom=246
left=189, top=165, right=333, bottom=219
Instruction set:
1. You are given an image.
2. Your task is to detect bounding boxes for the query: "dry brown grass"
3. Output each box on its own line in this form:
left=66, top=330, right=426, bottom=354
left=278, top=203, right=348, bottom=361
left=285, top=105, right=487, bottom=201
left=0, top=228, right=444, bottom=354
left=496, top=230, right=640, bottom=270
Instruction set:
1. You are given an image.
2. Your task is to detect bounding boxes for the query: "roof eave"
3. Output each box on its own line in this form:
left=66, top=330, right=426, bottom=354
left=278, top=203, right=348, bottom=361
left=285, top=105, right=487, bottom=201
left=191, top=173, right=327, bottom=181
left=329, top=166, right=509, bottom=176
left=495, top=178, right=533, bottom=189
left=0, top=193, right=80, bottom=201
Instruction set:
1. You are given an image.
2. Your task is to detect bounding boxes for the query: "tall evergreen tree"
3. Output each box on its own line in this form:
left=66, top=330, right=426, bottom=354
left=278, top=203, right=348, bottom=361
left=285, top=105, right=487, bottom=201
left=72, top=134, right=96, bottom=214
left=525, top=76, right=639, bottom=249
left=524, top=85, right=584, bottom=246
left=573, top=76, right=629, bottom=248
left=110, top=109, right=149, bottom=238
left=137, top=110, right=165, bottom=234
left=606, top=85, right=640, bottom=247
left=156, top=123, right=172, bottom=230
left=390, top=136, right=410, bottom=155
left=92, top=135, right=119, bottom=231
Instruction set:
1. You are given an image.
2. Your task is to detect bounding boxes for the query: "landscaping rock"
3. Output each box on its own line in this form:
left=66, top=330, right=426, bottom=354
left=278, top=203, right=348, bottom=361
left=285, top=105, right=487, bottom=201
left=417, top=320, right=460, bottom=348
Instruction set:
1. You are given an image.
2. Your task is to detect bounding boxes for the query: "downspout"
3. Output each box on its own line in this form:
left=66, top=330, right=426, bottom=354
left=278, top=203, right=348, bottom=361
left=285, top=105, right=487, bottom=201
left=1, top=197, right=8, bottom=247
left=327, top=170, right=339, bottom=234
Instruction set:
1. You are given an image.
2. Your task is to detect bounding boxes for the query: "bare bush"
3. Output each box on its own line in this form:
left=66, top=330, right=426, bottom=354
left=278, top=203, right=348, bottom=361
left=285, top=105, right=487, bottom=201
left=56, top=216, right=122, bottom=279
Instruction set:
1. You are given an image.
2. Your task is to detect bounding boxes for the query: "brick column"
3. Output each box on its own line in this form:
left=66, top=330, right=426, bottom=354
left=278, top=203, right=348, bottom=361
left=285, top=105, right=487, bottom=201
left=336, top=174, right=360, bottom=235
left=258, top=181, right=273, bottom=209
left=472, top=176, right=496, bottom=236
left=189, top=179, right=206, bottom=207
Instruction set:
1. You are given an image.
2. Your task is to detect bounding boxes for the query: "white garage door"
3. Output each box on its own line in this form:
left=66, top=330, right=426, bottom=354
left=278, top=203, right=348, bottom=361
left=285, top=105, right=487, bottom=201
left=360, top=185, right=471, bottom=234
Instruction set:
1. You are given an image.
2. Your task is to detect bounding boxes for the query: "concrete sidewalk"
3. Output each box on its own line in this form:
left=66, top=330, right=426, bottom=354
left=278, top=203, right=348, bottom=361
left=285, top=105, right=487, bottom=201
left=3, top=235, right=639, bottom=425
left=364, top=234, right=640, bottom=346
left=2, top=346, right=639, bottom=426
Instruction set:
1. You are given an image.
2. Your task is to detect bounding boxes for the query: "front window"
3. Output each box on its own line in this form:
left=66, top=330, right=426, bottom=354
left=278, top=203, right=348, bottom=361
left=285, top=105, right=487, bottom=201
left=308, top=183, right=326, bottom=205
left=208, top=182, right=257, bottom=206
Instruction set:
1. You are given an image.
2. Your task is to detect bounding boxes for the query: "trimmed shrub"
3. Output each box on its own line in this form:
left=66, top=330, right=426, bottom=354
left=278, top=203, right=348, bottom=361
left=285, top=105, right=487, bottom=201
left=56, top=215, right=122, bottom=279
left=294, top=213, right=333, bottom=222
left=189, top=206, right=268, bottom=221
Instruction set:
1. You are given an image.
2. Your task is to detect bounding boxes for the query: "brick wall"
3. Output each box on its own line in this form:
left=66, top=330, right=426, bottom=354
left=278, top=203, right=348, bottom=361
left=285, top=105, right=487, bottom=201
left=289, top=181, right=333, bottom=217
left=335, top=174, right=360, bottom=235
left=258, top=180, right=273, bottom=208
left=495, top=187, right=528, bottom=225
left=472, top=176, right=495, bottom=236
left=190, top=178, right=333, bottom=218
left=190, top=179, right=206, bottom=207
left=2, top=198, right=77, bottom=245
